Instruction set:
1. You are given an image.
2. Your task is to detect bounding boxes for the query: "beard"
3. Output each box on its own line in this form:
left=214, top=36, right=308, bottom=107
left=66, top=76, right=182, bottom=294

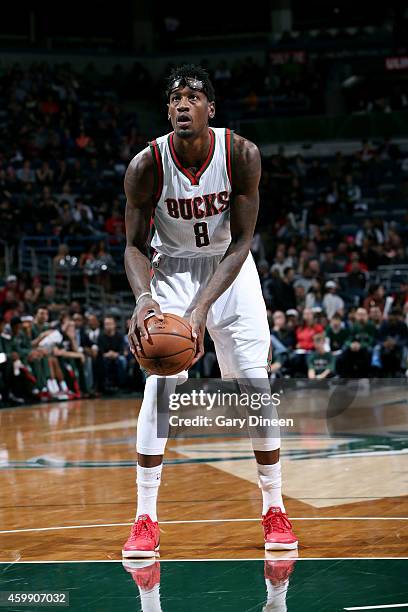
left=175, top=125, right=194, bottom=138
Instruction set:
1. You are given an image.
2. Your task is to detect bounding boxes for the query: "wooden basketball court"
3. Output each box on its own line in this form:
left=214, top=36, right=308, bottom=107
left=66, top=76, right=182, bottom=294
left=0, top=388, right=407, bottom=610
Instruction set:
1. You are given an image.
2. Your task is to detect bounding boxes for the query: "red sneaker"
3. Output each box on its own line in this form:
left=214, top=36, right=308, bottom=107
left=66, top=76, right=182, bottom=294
left=264, top=559, right=296, bottom=586
left=122, top=515, right=160, bottom=558
left=122, top=560, right=160, bottom=591
left=262, top=507, right=298, bottom=550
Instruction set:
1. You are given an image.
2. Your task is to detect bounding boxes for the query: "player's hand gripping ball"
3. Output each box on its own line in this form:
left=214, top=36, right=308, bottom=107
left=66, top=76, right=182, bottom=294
left=135, top=313, right=196, bottom=375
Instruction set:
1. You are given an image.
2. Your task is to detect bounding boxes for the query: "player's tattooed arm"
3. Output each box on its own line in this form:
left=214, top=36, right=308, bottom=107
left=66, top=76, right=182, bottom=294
left=190, top=134, right=261, bottom=364
left=124, top=148, right=164, bottom=353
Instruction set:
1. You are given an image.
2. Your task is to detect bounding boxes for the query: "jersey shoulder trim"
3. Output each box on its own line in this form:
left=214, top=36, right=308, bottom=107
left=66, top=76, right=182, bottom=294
left=149, top=140, right=164, bottom=204
left=225, top=128, right=234, bottom=186
left=167, top=128, right=216, bottom=186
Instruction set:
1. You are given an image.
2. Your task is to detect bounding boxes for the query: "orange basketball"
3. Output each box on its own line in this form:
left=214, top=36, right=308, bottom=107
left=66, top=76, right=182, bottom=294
left=135, top=312, right=196, bottom=376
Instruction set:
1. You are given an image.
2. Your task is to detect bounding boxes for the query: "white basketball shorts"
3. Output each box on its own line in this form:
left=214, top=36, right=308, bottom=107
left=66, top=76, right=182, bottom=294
left=150, top=251, right=270, bottom=378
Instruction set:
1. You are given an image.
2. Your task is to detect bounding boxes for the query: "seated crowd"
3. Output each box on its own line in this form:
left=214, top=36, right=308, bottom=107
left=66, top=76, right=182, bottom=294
left=1, top=259, right=407, bottom=407
left=0, top=295, right=143, bottom=406
left=268, top=300, right=408, bottom=380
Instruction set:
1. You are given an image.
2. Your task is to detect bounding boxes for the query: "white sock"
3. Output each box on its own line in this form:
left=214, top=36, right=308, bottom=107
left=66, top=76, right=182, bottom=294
left=13, top=360, right=22, bottom=376
left=257, top=461, right=285, bottom=515
left=136, top=464, right=162, bottom=522
left=265, top=577, right=289, bottom=612
left=138, top=582, right=162, bottom=612
left=47, top=379, right=59, bottom=394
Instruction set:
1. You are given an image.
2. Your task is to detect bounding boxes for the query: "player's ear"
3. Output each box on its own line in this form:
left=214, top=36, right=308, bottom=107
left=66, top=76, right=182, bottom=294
left=167, top=103, right=171, bottom=121
left=208, top=101, right=215, bottom=120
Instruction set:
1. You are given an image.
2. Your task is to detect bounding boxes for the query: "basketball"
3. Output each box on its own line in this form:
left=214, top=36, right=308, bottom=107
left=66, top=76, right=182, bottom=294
left=135, top=312, right=196, bottom=375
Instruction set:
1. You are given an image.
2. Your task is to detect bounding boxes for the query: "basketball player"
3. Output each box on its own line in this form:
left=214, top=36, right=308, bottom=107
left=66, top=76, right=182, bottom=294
left=122, top=64, right=297, bottom=557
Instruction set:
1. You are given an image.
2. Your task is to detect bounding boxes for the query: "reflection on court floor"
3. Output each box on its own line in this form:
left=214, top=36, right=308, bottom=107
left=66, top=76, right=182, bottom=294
left=0, top=559, right=407, bottom=611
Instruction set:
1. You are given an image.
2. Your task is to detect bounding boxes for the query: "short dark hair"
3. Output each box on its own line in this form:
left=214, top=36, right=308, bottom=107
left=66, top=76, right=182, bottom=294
left=165, top=64, right=215, bottom=102
left=35, top=304, right=49, bottom=313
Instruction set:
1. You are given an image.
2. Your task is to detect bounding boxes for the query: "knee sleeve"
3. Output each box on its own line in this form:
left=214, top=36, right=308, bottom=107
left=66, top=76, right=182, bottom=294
left=136, top=374, right=178, bottom=456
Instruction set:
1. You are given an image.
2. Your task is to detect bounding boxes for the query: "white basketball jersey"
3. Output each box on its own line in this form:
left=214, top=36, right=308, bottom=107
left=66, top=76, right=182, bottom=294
left=149, top=127, right=234, bottom=258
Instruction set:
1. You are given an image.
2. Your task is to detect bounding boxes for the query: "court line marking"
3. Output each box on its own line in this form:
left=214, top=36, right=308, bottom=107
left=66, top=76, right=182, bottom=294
left=0, top=558, right=407, bottom=564
left=0, top=517, right=407, bottom=535
left=344, top=605, right=408, bottom=610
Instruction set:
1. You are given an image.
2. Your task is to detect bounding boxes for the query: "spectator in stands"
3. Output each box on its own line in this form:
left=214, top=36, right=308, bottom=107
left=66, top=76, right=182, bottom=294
left=21, top=315, right=57, bottom=398
left=393, top=279, right=408, bottom=311
left=376, top=308, right=408, bottom=376
left=75, top=129, right=95, bottom=155
left=36, top=161, right=54, bottom=185
left=307, top=333, right=335, bottom=379
left=305, top=279, right=324, bottom=311
left=53, top=244, right=71, bottom=273
left=97, top=316, right=126, bottom=392
left=270, top=246, right=292, bottom=278
left=294, top=282, right=306, bottom=312
left=337, top=308, right=375, bottom=377
left=368, top=305, right=383, bottom=330
left=16, top=161, right=36, bottom=185
left=8, top=316, right=37, bottom=400
left=346, top=259, right=368, bottom=300
left=22, top=289, right=37, bottom=315
left=0, top=275, right=20, bottom=306
left=271, top=310, right=296, bottom=356
left=323, top=280, right=345, bottom=319
left=72, top=197, right=94, bottom=224
left=285, top=309, right=299, bottom=331
left=344, top=252, right=368, bottom=274
left=341, top=174, right=363, bottom=213
left=271, top=266, right=297, bottom=312
left=363, top=284, right=386, bottom=313
left=72, top=312, right=96, bottom=392
left=0, top=315, right=24, bottom=405
left=298, top=258, right=321, bottom=293
left=290, top=308, right=324, bottom=376
left=325, top=314, right=350, bottom=355
left=321, top=247, right=342, bottom=275
left=86, top=313, right=101, bottom=345
left=69, top=300, right=82, bottom=316
left=31, top=305, right=50, bottom=337
left=357, top=139, right=376, bottom=165
left=94, top=241, right=115, bottom=289
left=105, top=207, right=125, bottom=237
left=325, top=180, right=340, bottom=209
left=355, top=219, right=384, bottom=248
left=53, top=318, right=87, bottom=397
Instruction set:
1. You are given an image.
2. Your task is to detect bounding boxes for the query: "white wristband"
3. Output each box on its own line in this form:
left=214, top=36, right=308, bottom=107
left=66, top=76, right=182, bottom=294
left=136, top=291, right=152, bottom=306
